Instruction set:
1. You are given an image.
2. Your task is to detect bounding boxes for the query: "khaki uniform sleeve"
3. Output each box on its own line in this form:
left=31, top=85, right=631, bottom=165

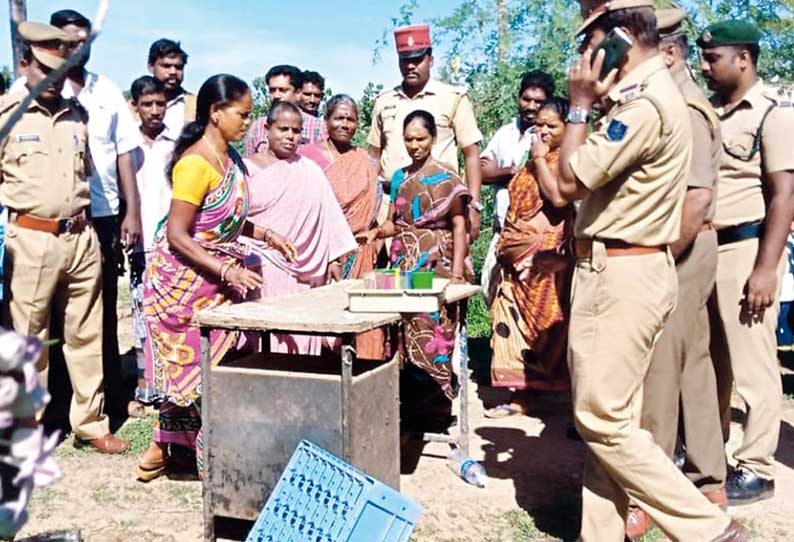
left=367, top=98, right=383, bottom=150
left=452, top=93, right=483, bottom=149
left=762, top=105, right=794, bottom=174
left=569, top=98, right=662, bottom=191
left=687, top=108, right=715, bottom=189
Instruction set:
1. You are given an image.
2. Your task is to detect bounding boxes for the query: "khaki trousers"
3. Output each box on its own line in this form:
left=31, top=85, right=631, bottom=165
left=709, top=237, right=783, bottom=480
left=3, top=222, right=109, bottom=440
left=569, top=243, right=728, bottom=542
left=641, top=229, right=725, bottom=492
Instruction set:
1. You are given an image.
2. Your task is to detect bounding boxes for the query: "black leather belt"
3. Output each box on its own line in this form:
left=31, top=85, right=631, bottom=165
left=717, top=221, right=763, bottom=246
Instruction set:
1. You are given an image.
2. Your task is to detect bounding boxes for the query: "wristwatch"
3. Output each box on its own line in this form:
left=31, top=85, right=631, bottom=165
left=566, top=106, right=590, bottom=124
left=471, top=200, right=484, bottom=213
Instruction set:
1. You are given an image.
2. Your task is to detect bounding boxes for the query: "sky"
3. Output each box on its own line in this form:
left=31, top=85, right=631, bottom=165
left=1, top=1, right=460, bottom=97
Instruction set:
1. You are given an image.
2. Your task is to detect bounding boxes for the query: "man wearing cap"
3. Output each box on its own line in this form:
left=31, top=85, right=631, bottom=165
left=625, top=7, right=727, bottom=538
left=699, top=20, right=794, bottom=505
left=556, top=2, right=746, bottom=541
left=0, top=21, right=130, bottom=453
left=368, top=24, right=484, bottom=238
left=10, top=9, right=145, bottom=416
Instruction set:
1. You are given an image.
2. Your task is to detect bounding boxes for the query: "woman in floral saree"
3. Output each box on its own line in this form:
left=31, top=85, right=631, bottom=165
left=298, top=94, right=385, bottom=359
left=359, top=110, right=472, bottom=405
left=485, top=98, right=575, bottom=418
left=136, top=75, right=295, bottom=481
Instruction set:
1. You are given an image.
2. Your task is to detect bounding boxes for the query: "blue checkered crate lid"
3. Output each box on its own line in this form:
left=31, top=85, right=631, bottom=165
left=246, top=440, right=422, bottom=542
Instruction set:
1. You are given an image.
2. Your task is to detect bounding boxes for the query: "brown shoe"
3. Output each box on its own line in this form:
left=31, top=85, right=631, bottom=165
left=75, top=433, right=131, bottom=454
left=703, top=487, right=729, bottom=510
left=711, top=520, right=749, bottom=542
left=625, top=506, right=651, bottom=540
left=136, top=442, right=168, bottom=482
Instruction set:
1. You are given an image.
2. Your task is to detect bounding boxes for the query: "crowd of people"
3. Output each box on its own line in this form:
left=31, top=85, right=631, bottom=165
left=1, top=1, right=793, bottom=541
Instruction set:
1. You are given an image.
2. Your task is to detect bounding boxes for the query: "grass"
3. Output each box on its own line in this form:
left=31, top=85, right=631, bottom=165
left=468, top=227, right=493, bottom=339
left=54, top=412, right=155, bottom=459
left=504, top=509, right=545, bottom=542
left=115, top=412, right=156, bottom=456
left=637, top=525, right=666, bottom=542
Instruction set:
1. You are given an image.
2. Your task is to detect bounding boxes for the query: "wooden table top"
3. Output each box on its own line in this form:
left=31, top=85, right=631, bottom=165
left=195, top=280, right=481, bottom=333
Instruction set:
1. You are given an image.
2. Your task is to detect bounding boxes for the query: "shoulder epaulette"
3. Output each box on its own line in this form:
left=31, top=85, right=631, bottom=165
left=615, top=83, right=672, bottom=136
left=69, top=97, right=89, bottom=122
left=0, top=91, right=25, bottom=117
left=762, top=86, right=793, bottom=107
left=686, top=98, right=720, bottom=141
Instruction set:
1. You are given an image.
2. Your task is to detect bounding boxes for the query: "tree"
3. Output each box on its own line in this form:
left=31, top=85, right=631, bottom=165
left=8, top=0, right=26, bottom=78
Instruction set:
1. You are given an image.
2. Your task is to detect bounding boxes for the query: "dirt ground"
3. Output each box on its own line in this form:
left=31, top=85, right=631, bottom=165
left=15, top=278, right=794, bottom=542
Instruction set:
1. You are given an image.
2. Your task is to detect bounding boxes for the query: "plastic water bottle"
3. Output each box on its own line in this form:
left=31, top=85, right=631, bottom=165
left=447, top=448, right=487, bottom=487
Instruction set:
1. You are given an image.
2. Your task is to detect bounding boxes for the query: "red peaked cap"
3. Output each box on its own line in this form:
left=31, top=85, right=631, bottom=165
left=394, top=25, right=432, bottom=59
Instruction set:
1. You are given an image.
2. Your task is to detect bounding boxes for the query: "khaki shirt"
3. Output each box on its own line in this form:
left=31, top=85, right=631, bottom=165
left=569, top=56, right=691, bottom=246
left=367, top=79, right=483, bottom=179
left=673, top=68, right=722, bottom=222
left=712, top=80, right=794, bottom=229
left=0, top=90, right=91, bottom=219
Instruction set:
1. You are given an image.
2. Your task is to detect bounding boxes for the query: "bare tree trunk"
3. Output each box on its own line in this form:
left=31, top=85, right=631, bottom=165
left=9, top=0, right=27, bottom=78
left=497, top=0, right=507, bottom=64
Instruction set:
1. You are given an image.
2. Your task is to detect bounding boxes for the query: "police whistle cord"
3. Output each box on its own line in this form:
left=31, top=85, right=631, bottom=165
left=0, top=0, right=110, bottom=145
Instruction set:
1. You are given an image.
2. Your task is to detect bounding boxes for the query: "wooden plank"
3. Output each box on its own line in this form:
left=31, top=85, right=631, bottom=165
left=443, top=283, right=482, bottom=304
left=195, top=280, right=401, bottom=333
left=195, top=280, right=481, bottom=333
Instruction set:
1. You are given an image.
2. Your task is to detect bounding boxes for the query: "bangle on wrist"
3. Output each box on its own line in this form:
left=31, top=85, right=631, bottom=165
left=219, top=261, right=233, bottom=283
left=451, top=272, right=465, bottom=281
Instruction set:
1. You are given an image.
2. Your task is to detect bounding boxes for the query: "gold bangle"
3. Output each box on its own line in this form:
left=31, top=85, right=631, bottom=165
left=450, top=272, right=465, bottom=281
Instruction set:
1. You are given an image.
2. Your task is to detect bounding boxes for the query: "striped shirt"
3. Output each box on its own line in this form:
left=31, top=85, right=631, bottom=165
left=244, top=109, right=327, bottom=157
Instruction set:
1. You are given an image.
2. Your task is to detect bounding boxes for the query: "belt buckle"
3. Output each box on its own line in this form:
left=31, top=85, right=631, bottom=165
left=60, top=218, right=77, bottom=234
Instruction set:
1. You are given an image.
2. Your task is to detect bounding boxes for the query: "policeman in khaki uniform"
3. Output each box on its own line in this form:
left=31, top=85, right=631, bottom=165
left=0, top=22, right=129, bottom=453
left=368, top=24, right=485, bottom=237
left=626, top=8, right=727, bottom=538
left=556, top=2, right=745, bottom=541
left=699, top=21, right=794, bottom=505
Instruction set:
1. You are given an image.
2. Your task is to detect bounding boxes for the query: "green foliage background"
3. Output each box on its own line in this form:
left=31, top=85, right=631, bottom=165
left=367, top=0, right=794, bottom=338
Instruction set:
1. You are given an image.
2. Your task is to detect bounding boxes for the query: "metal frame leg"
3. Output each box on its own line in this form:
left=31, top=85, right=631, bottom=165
left=458, top=316, right=470, bottom=456
left=340, top=334, right=354, bottom=462
left=200, top=327, right=214, bottom=542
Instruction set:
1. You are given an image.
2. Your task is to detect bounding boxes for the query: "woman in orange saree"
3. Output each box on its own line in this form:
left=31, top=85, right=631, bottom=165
left=486, top=98, right=575, bottom=418
left=298, top=95, right=385, bottom=359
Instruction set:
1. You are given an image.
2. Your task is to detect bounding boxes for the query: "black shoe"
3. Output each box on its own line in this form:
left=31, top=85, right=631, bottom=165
left=726, top=466, right=774, bottom=506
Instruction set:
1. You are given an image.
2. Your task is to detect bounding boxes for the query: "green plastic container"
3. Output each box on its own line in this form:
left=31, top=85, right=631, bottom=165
left=412, top=271, right=435, bottom=289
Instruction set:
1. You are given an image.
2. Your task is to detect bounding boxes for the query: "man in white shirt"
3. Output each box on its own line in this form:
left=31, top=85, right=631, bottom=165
left=128, top=75, right=174, bottom=409
left=147, top=38, right=196, bottom=135
left=51, top=9, right=142, bottom=415
left=480, top=70, right=555, bottom=306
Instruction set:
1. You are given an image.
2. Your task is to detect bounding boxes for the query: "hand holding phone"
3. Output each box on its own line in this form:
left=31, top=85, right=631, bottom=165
left=591, top=28, right=633, bottom=79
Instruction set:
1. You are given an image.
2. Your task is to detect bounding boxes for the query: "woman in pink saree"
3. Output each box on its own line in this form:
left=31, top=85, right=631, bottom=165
left=137, top=75, right=295, bottom=482
left=298, top=95, right=385, bottom=359
left=245, top=101, right=357, bottom=355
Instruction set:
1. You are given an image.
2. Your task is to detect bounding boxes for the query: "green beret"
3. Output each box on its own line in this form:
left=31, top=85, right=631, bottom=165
left=697, top=20, right=761, bottom=49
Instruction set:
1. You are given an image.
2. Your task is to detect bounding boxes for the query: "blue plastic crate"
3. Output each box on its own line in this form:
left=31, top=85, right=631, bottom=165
left=246, top=440, right=422, bottom=542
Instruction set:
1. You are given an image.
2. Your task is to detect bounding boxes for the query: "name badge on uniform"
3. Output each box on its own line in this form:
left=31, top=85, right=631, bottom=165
left=15, top=134, right=40, bottom=143
left=607, top=119, right=628, bottom=142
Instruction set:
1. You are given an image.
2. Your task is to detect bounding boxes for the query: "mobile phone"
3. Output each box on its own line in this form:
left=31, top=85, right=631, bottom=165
left=592, top=28, right=633, bottom=79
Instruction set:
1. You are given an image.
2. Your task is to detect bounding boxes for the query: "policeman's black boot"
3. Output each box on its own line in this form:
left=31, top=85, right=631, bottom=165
left=726, top=466, right=775, bottom=506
